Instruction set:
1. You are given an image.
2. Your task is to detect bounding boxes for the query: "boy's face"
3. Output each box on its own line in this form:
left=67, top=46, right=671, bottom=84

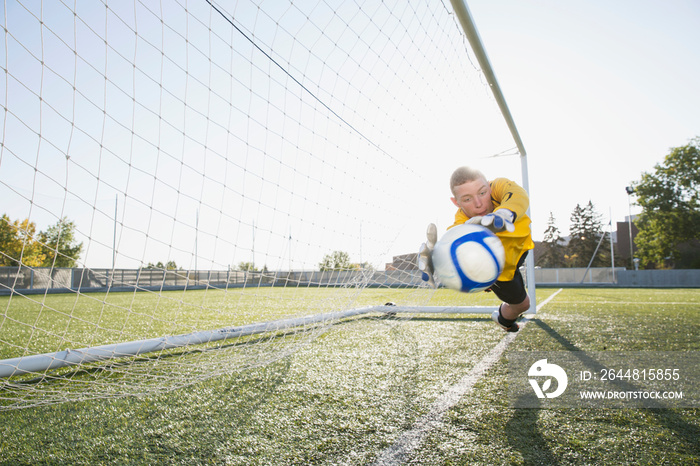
left=451, top=178, right=493, bottom=218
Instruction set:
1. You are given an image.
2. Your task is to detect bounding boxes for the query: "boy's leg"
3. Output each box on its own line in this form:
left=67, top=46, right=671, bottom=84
left=500, top=294, right=531, bottom=320
left=488, top=253, right=529, bottom=332
left=492, top=294, right=529, bottom=332
left=492, top=303, right=520, bottom=332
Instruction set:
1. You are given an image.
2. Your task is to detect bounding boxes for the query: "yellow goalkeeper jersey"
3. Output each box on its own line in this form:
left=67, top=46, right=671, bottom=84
left=449, top=177, right=534, bottom=281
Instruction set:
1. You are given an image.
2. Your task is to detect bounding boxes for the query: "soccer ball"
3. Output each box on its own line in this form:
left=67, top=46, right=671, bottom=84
left=432, top=223, right=505, bottom=293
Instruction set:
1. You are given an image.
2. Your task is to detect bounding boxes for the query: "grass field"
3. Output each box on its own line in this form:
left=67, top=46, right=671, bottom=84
left=1, top=287, right=699, bottom=465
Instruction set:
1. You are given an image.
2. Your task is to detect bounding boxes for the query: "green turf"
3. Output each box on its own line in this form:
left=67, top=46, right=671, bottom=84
left=419, top=288, right=700, bottom=465
left=1, top=288, right=698, bottom=464
left=0, top=286, right=445, bottom=360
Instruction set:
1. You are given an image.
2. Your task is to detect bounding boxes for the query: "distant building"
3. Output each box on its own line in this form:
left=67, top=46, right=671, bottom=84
left=386, top=253, right=418, bottom=271
left=616, top=215, right=639, bottom=263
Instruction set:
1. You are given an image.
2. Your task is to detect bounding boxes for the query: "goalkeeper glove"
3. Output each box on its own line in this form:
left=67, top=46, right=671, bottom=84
left=417, top=223, right=437, bottom=288
left=467, top=209, right=515, bottom=233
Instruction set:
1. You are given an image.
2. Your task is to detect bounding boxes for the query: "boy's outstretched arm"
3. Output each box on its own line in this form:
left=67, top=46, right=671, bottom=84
left=417, top=223, right=437, bottom=288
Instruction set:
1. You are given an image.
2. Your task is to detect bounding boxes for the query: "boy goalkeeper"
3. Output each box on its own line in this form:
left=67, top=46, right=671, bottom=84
left=419, top=166, right=534, bottom=332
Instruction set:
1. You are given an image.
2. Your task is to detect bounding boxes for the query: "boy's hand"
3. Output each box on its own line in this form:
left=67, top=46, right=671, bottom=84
left=467, top=209, right=515, bottom=233
left=482, top=209, right=515, bottom=232
left=417, top=223, right=437, bottom=288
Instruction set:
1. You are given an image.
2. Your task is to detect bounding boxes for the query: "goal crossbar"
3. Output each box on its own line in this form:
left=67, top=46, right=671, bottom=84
left=0, top=305, right=499, bottom=378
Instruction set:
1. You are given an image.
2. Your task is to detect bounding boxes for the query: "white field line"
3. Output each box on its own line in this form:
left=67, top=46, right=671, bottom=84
left=546, top=301, right=695, bottom=305
left=371, top=288, right=563, bottom=466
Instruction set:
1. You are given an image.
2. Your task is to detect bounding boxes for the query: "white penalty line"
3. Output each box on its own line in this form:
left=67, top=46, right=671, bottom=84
left=371, top=289, right=563, bottom=466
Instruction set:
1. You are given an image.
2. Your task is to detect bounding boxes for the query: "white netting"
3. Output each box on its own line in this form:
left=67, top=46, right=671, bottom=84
left=0, top=0, right=516, bottom=409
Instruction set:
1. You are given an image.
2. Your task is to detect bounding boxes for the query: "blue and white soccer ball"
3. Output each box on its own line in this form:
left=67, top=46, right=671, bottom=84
left=432, top=223, right=505, bottom=293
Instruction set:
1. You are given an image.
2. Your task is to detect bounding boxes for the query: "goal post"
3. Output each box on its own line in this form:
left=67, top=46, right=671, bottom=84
left=0, top=303, right=499, bottom=378
left=449, top=0, right=537, bottom=314
left=0, top=0, right=535, bottom=407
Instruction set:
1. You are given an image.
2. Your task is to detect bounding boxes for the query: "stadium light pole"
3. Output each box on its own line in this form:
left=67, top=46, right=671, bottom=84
left=625, top=186, right=635, bottom=267
left=449, top=0, right=537, bottom=313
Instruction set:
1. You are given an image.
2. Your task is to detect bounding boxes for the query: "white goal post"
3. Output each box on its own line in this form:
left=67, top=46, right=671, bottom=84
left=449, top=0, right=537, bottom=314
left=0, top=304, right=497, bottom=378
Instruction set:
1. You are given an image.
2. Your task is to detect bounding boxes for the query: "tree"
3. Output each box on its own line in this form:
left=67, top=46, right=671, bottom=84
left=146, top=261, right=180, bottom=270
left=353, top=261, right=375, bottom=272
left=165, top=260, right=178, bottom=270
left=0, top=214, right=20, bottom=266
left=565, top=201, right=607, bottom=268
left=538, top=212, right=565, bottom=267
left=319, top=250, right=352, bottom=271
left=38, top=217, right=83, bottom=267
left=631, top=137, right=700, bottom=268
left=1, top=215, right=83, bottom=267
left=0, top=215, right=46, bottom=267
left=237, top=262, right=259, bottom=272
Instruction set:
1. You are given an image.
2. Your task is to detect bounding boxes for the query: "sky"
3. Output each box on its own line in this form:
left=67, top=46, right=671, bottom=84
left=0, top=0, right=698, bottom=271
left=464, top=0, right=700, bottom=239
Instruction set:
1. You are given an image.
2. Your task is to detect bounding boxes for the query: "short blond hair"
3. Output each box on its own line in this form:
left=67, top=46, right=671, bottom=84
left=450, top=166, right=486, bottom=195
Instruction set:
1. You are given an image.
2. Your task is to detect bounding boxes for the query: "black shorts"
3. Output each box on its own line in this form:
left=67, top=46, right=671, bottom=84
left=488, top=251, right=528, bottom=305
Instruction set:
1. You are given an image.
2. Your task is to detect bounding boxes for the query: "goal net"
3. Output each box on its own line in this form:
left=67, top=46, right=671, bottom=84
left=0, top=0, right=524, bottom=409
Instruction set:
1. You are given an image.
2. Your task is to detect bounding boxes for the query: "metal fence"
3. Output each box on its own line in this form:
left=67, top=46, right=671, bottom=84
left=616, top=269, right=700, bottom=288
left=0, top=266, right=426, bottom=295
left=534, top=267, right=624, bottom=285
left=533, top=267, right=700, bottom=287
left=1, top=266, right=698, bottom=295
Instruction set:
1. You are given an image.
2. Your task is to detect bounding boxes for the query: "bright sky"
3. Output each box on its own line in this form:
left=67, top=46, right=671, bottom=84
left=1, top=0, right=698, bottom=271
left=466, top=0, right=700, bottom=240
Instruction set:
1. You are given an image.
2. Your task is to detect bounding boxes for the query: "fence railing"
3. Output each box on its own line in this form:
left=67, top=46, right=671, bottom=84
left=1, top=266, right=698, bottom=295
left=534, top=267, right=624, bottom=285
left=0, top=266, right=426, bottom=294
left=532, top=267, right=699, bottom=287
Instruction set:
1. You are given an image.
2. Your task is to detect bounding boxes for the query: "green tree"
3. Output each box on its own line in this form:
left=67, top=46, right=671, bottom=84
left=38, top=217, right=83, bottom=267
left=353, top=262, right=374, bottom=271
left=631, top=137, right=700, bottom=268
left=0, top=215, right=46, bottom=267
left=319, top=250, right=352, bottom=271
left=237, top=261, right=259, bottom=272
left=0, top=214, right=19, bottom=266
left=147, top=261, right=179, bottom=270
left=538, top=212, right=565, bottom=267
left=566, top=201, right=607, bottom=268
